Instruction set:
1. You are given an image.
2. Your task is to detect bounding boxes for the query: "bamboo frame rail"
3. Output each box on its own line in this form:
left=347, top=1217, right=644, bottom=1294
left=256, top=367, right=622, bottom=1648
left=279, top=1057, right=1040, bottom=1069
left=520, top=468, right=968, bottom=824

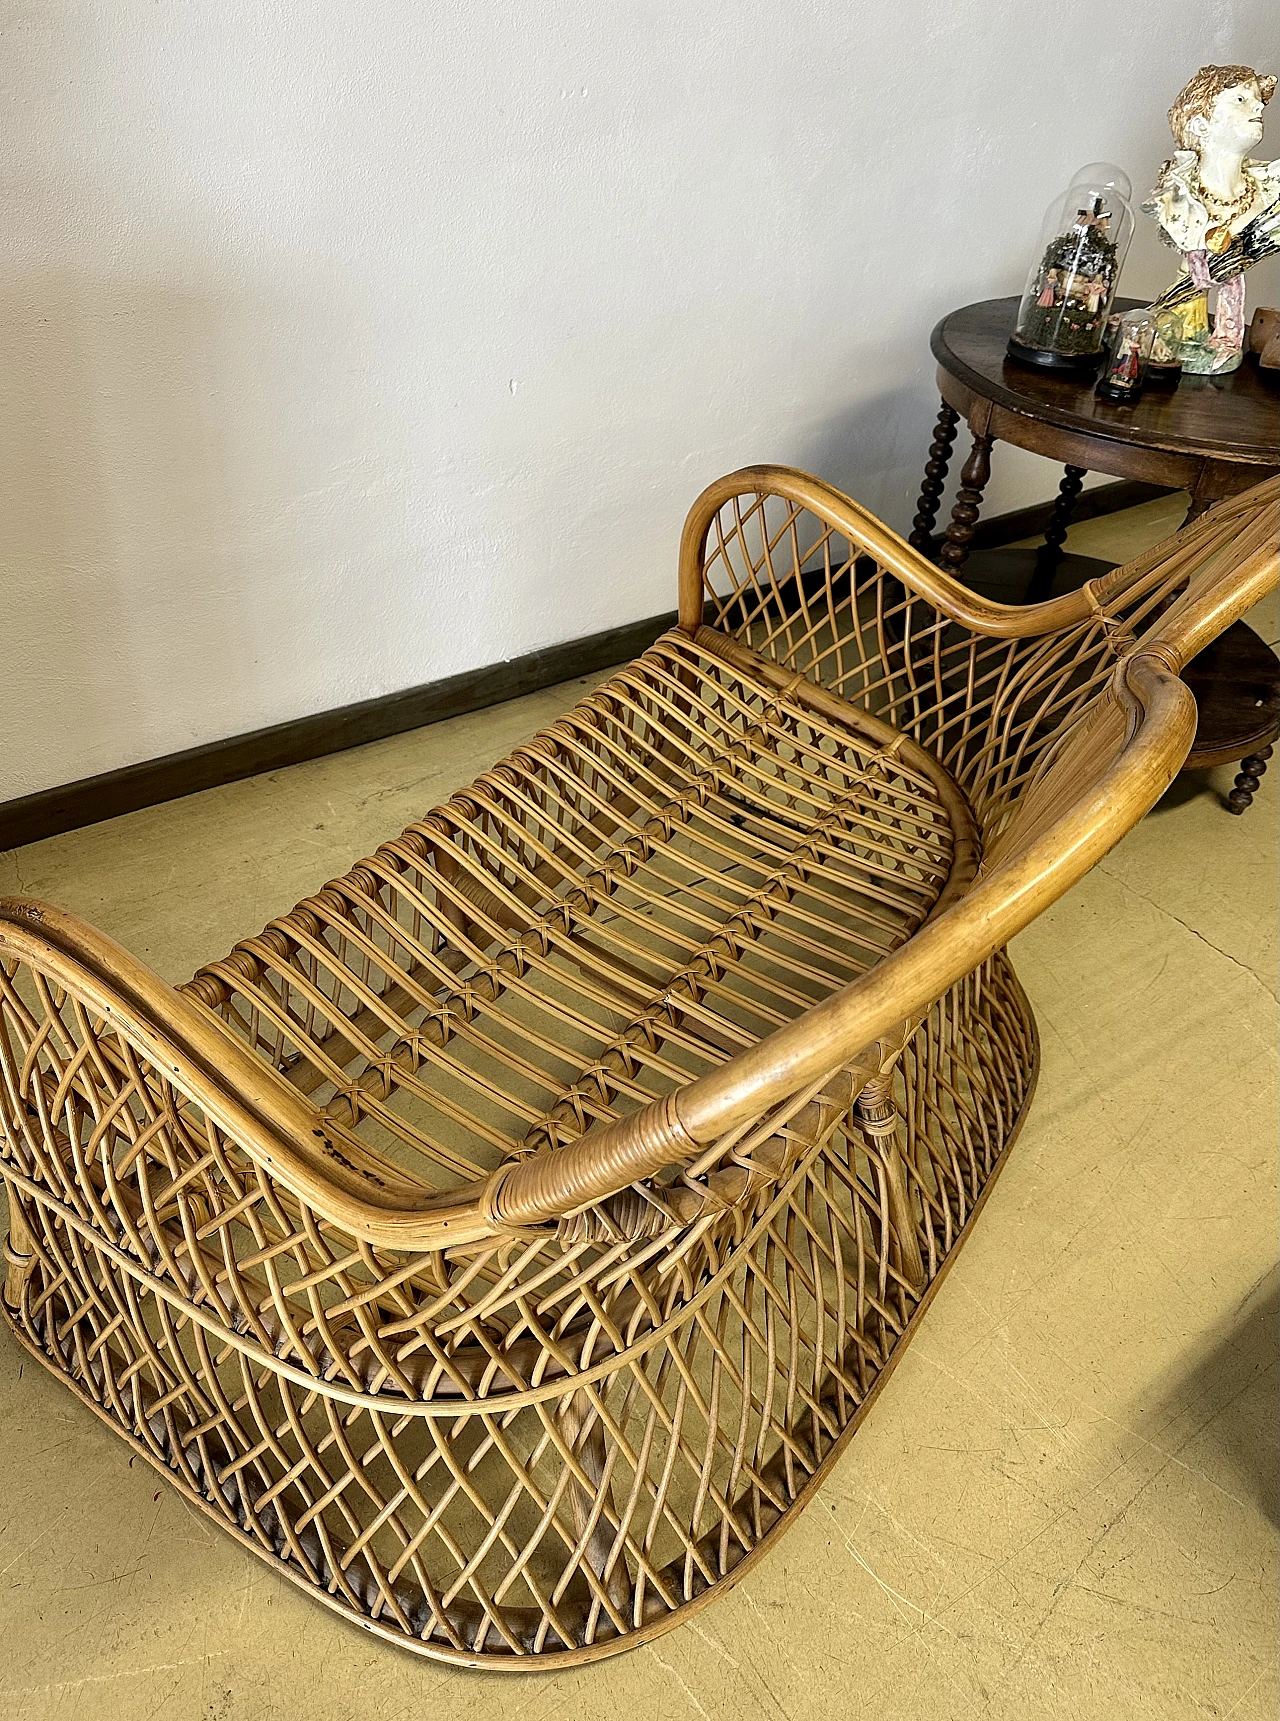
left=1, top=468, right=1274, bottom=1667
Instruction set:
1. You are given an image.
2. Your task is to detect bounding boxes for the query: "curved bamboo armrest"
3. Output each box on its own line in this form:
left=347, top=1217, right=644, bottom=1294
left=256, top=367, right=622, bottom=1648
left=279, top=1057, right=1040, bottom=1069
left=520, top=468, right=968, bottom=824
left=489, top=651, right=1196, bottom=1227
left=678, top=464, right=1279, bottom=644
left=2, top=652, right=1192, bottom=1257
left=1143, top=535, right=1280, bottom=672
left=0, top=900, right=501, bottom=1251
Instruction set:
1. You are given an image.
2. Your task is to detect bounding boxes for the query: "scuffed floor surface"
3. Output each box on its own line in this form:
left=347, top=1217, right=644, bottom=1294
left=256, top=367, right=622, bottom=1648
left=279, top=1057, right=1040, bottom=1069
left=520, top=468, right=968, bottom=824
left=0, top=496, right=1276, bottom=1720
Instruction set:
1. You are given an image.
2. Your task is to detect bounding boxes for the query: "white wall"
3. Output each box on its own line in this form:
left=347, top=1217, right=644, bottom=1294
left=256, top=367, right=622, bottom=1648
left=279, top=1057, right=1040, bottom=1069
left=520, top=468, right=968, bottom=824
left=2, top=2, right=1275, bottom=801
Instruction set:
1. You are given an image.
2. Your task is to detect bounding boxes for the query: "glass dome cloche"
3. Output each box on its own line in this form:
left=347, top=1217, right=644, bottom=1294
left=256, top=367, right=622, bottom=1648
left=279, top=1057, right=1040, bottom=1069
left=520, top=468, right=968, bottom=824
left=1007, top=164, right=1136, bottom=373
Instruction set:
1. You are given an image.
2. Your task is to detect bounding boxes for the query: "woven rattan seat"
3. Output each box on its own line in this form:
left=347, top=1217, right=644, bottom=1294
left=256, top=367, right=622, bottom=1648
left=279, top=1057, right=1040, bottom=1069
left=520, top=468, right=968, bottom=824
left=2, top=466, right=1276, bottom=1666
left=182, top=629, right=973, bottom=1246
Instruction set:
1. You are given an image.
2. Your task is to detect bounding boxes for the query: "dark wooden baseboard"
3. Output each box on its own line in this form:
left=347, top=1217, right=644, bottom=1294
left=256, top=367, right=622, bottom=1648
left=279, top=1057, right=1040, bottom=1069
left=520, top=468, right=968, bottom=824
left=0, top=610, right=678, bottom=853
left=0, top=480, right=1175, bottom=853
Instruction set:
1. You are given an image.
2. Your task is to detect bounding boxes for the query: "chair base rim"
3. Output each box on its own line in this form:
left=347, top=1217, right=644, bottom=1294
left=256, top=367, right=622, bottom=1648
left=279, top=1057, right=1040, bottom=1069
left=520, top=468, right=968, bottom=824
left=2, top=996, right=1040, bottom=1670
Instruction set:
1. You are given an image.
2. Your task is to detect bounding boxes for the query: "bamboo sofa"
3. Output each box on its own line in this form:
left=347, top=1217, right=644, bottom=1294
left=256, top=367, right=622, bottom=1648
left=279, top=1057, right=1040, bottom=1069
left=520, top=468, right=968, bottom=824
left=1, top=468, right=1276, bottom=1669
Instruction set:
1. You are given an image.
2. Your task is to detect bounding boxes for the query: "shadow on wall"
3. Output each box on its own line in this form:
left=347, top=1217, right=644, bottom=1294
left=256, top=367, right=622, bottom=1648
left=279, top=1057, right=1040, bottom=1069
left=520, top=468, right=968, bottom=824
left=790, top=387, right=933, bottom=524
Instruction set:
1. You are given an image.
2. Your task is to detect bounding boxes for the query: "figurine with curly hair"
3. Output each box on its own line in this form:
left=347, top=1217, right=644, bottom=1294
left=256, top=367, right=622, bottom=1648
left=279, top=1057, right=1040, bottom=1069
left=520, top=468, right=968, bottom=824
left=1143, top=64, right=1279, bottom=373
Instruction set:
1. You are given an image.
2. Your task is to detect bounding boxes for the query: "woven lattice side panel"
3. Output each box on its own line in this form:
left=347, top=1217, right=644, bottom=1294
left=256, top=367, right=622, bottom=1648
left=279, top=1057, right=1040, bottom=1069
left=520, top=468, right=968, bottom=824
left=692, top=484, right=1269, bottom=836
left=4, top=953, right=1033, bottom=1660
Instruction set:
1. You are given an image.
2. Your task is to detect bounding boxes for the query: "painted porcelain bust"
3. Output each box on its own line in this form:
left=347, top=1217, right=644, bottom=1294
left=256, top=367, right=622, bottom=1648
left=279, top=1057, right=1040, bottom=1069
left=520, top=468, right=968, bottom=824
left=1143, top=65, right=1279, bottom=373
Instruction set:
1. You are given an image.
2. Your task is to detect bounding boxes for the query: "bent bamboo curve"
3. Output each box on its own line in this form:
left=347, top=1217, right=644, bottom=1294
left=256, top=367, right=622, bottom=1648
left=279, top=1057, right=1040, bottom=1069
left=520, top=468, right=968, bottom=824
left=0, top=651, right=1194, bottom=1250
left=0, top=461, right=1272, bottom=1668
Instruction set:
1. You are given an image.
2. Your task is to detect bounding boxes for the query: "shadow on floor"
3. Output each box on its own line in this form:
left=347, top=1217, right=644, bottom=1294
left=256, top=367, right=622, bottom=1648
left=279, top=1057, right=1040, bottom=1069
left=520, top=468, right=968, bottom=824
left=1151, top=769, right=1276, bottom=816
left=1138, top=1268, right=1279, bottom=1527
left=1151, top=771, right=1232, bottom=815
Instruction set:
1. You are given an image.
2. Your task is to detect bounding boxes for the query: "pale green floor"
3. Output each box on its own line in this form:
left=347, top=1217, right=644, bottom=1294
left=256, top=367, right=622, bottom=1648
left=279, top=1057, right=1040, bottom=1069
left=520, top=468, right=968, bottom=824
left=0, top=496, right=1276, bottom=1720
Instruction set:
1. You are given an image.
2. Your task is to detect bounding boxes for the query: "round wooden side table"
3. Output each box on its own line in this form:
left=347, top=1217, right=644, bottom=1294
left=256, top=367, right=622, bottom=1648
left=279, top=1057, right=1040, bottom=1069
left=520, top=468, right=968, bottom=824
left=912, top=295, right=1280, bottom=811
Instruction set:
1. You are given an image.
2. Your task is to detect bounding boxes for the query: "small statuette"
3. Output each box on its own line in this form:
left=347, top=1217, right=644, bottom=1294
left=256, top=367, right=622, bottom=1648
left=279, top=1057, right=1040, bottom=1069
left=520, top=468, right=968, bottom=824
left=1095, top=310, right=1154, bottom=401
left=1142, top=65, right=1280, bottom=374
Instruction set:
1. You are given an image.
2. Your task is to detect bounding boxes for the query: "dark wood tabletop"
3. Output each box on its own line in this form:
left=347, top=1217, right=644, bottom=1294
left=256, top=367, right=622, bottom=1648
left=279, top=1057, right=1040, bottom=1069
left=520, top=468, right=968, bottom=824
left=932, top=296, right=1279, bottom=465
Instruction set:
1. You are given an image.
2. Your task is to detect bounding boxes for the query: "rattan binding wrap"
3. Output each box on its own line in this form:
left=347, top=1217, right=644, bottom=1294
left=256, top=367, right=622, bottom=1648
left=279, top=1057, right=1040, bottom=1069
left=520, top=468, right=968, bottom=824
left=1, top=468, right=1275, bottom=1667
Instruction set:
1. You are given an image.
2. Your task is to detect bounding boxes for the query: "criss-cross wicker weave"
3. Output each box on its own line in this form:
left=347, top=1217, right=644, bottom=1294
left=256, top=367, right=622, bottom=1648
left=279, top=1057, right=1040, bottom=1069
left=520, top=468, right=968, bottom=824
left=2, top=467, right=1275, bottom=1667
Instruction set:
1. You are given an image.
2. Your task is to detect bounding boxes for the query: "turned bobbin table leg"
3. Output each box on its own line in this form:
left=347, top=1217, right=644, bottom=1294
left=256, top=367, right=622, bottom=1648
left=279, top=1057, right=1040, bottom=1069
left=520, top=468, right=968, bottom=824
left=939, top=432, right=994, bottom=575
left=1029, top=465, right=1088, bottom=595
left=1227, top=743, right=1273, bottom=814
left=908, top=401, right=960, bottom=559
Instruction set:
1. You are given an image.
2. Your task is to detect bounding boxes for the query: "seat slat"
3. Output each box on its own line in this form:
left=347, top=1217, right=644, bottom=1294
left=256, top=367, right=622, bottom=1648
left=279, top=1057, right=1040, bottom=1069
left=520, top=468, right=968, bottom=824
left=184, top=633, right=959, bottom=1190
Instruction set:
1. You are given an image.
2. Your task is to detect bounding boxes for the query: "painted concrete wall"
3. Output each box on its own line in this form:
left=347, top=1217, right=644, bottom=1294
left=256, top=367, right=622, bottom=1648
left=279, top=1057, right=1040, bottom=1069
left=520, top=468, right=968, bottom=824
left=3, top=2, right=1275, bottom=800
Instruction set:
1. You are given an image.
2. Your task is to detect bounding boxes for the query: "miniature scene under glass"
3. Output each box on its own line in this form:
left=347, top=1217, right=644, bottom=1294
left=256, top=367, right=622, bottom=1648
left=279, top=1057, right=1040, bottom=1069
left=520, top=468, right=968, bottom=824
left=1146, top=309, right=1184, bottom=387
left=1096, top=309, right=1154, bottom=400
left=1008, top=165, right=1135, bottom=372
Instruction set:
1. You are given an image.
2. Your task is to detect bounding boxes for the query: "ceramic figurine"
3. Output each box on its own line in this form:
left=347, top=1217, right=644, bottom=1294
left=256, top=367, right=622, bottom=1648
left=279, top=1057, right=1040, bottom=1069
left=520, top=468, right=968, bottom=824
left=1143, top=65, right=1280, bottom=374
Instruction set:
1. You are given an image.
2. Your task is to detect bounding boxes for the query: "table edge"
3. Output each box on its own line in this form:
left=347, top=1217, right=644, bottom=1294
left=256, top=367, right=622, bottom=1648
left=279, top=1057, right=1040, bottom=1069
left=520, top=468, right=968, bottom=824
left=930, top=298, right=1280, bottom=464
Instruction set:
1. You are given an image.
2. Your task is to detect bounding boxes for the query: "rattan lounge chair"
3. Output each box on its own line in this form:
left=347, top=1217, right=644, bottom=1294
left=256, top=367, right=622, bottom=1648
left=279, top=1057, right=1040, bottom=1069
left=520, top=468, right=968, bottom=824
left=2, top=467, right=1275, bottom=1668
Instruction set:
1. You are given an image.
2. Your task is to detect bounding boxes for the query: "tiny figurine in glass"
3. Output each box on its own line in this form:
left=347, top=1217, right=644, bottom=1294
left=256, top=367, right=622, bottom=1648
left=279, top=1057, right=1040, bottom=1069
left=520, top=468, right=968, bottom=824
left=1095, top=311, right=1153, bottom=401
left=1008, top=165, right=1135, bottom=373
left=1146, top=309, right=1184, bottom=388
